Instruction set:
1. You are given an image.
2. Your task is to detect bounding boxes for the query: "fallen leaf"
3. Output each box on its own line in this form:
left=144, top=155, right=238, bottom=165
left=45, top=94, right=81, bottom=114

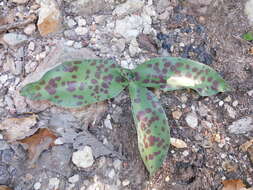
left=0, top=186, right=12, bottom=190
left=242, top=31, right=253, bottom=41
left=249, top=47, right=253, bottom=55
left=171, top=138, right=187, bottom=148
left=0, top=115, right=37, bottom=142
left=18, top=128, right=57, bottom=165
left=222, top=179, right=253, bottom=190
left=240, top=139, right=253, bottom=152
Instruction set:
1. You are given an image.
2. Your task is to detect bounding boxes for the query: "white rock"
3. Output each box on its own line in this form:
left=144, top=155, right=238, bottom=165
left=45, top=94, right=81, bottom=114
left=129, top=38, right=141, bottom=57
left=34, top=182, right=41, bottom=190
left=182, top=150, right=189, bottom=157
left=11, top=0, right=28, bottom=4
left=225, top=104, right=236, bottom=119
left=218, top=101, right=224, bottom=107
left=245, top=0, right=253, bottom=25
left=113, top=159, right=122, bottom=170
left=28, top=42, right=35, bottom=51
left=0, top=75, right=8, bottom=84
left=228, top=115, right=253, bottom=134
left=68, top=174, right=80, bottom=184
left=108, top=169, right=116, bottom=179
left=247, top=89, right=253, bottom=97
left=67, top=19, right=77, bottom=28
left=24, top=24, right=36, bottom=35
left=122, top=179, right=130, bottom=186
left=73, top=42, right=83, bottom=49
left=37, top=0, right=62, bottom=36
left=54, top=138, right=64, bottom=145
left=114, top=15, right=152, bottom=41
left=72, top=146, right=94, bottom=168
left=65, top=40, right=75, bottom=46
left=232, top=100, right=239, bottom=107
left=104, top=115, right=112, bottom=129
left=75, top=27, right=88, bottom=35
left=113, top=0, right=144, bottom=16
left=49, top=178, right=60, bottom=189
left=185, top=112, right=198, bottom=129
left=2, top=33, right=28, bottom=47
left=0, top=134, right=3, bottom=139
left=77, top=18, right=87, bottom=26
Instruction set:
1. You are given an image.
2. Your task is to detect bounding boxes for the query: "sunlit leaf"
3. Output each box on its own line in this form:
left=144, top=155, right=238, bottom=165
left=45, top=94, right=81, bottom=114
left=132, top=57, right=231, bottom=96
left=20, top=59, right=129, bottom=107
left=129, top=82, right=170, bottom=175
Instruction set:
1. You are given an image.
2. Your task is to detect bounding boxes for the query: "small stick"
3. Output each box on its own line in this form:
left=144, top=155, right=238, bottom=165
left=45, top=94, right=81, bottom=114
left=0, top=14, right=37, bottom=33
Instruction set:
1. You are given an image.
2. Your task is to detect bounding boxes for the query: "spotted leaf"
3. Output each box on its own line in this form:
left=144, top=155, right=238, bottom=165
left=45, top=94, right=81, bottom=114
left=129, top=82, right=170, bottom=175
left=132, top=57, right=231, bottom=96
left=20, top=59, right=129, bottom=107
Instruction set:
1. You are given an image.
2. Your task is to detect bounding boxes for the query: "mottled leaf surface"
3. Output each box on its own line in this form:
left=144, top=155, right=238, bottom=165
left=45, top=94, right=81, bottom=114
left=20, top=59, right=129, bottom=107
left=129, top=82, right=170, bottom=175
left=132, top=57, right=231, bottom=96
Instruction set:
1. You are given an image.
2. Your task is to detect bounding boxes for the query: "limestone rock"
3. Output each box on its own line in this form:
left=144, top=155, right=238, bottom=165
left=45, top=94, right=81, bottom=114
left=228, top=115, right=253, bottom=134
left=72, top=146, right=94, bottom=168
left=113, top=0, right=144, bottom=17
left=1, top=33, right=28, bottom=47
left=36, top=0, right=62, bottom=36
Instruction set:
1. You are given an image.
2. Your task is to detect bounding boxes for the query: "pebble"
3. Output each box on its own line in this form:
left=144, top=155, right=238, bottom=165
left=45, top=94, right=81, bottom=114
left=224, top=104, right=236, bottom=119
left=75, top=27, right=88, bottom=35
left=24, top=24, right=36, bottom=35
left=172, top=110, right=182, bottom=120
left=68, top=174, right=79, bottom=184
left=108, top=169, right=116, bottom=179
left=34, top=182, right=41, bottom=190
left=37, top=0, right=62, bottom=36
left=232, top=100, right=239, bottom=107
left=129, top=38, right=141, bottom=57
left=113, top=159, right=122, bottom=170
left=228, top=115, right=253, bottom=134
left=54, top=138, right=64, bottom=145
left=113, top=0, right=144, bottom=16
left=182, top=150, right=189, bottom=157
left=2, top=33, right=28, bottom=47
left=28, top=42, right=35, bottom=51
left=11, top=0, right=28, bottom=3
left=49, top=178, right=60, bottom=189
left=104, top=115, right=112, bottom=129
left=77, top=18, right=87, bottom=26
left=67, top=19, right=77, bottom=28
left=0, top=75, right=8, bottom=84
left=122, top=179, right=130, bottom=186
left=245, top=0, right=253, bottom=25
left=224, top=96, right=232, bottom=102
left=65, top=40, right=75, bottom=46
left=72, top=146, right=94, bottom=168
left=73, top=42, right=83, bottom=49
left=247, top=89, right=253, bottom=97
left=185, top=112, right=198, bottom=128
left=220, top=153, right=227, bottom=159
left=218, top=101, right=224, bottom=106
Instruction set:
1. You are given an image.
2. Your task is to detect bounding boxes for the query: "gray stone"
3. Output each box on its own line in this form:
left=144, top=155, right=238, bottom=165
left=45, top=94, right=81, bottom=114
left=2, top=33, right=28, bottom=47
left=245, top=0, right=253, bottom=25
left=225, top=104, right=236, bottom=119
left=185, top=112, right=198, bottom=128
left=113, top=0, right=144, bottom=17
left=0, top=164, right=10, bottom=185
left=24, top=24, right=36, bottom=35
left=228, top=115, right=253, bottom=134
left=38, top=145, right=72, bottom=177
left=0, top=140, right=10, bottom=150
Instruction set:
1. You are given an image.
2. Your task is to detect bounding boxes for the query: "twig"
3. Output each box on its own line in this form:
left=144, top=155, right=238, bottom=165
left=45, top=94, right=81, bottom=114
left=0, top=14, right=37, bottom=33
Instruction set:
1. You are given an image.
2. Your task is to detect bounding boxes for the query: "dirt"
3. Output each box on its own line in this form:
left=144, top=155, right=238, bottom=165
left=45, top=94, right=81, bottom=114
left=0, top=0, right=253, bottom=190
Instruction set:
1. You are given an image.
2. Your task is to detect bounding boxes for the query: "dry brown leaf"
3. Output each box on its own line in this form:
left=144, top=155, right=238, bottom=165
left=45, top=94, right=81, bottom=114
left=171, top=138, right=187, bottom=148
left=0, top=186, right=13, bottom=190
left=240, top=139, right=253, bottom=152
left=222, top=179, right=253, bottom=190
left=0, top=115, right=37, bottom=142
left=249, top=47, right=253, bottom=55
left=18, top=128, right=57, bottom=165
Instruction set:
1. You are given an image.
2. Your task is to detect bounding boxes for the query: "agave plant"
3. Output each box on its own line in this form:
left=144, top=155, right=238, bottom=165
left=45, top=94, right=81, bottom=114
left=20, top=57, right=231, bottom=175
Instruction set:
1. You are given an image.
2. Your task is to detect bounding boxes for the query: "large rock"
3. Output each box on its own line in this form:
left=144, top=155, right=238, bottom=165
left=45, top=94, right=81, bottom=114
left=113, top=0, right=144, bottom=16
left=72, top=146, right=94, bottom=168
left=36, top=0, right=62, bottom=36
left=228, top=115, right=253, bottom=134
left=245, top=0, right=253, bottom=25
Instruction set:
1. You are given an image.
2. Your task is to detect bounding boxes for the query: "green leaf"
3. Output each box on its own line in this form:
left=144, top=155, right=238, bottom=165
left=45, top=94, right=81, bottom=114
left=242, top=31, right=253, bottom=41
left=129, top=82, right=170, bottom=175
left=132, top=57, right=231, bottom=96
left=20, top=59, right=129, bottom=107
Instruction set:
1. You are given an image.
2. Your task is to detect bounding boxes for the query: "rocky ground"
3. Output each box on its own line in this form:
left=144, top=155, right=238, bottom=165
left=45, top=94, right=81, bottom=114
left=0, top=0, right=253, bottom=189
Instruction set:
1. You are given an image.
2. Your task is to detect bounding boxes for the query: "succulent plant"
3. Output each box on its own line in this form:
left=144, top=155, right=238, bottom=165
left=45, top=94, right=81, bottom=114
left=20, top=57, right=231, bottom=175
